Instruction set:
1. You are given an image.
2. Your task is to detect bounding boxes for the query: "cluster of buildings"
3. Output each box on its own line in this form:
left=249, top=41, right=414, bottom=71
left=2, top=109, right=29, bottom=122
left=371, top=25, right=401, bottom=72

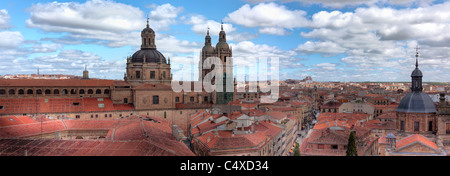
left=1, top=17, right=450, bottom=156
left=298, top=49, right=450, bottom=156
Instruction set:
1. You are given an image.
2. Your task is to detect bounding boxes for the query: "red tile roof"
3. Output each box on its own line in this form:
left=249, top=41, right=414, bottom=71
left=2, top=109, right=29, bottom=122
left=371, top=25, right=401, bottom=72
left=314, top=113, right=370, bottom=130
left=300, top=126, right=376, bottom=156
left=0, top=79, right=114, bottom=87
left=0, top=116, right=194, bottom=156
left=265, top=111, right=288, bottom=120
left=396, top=134, right=438, bottom=150
left=0, top=97, right=134, bottom=115
left=0, top=139, right=189, bottom=156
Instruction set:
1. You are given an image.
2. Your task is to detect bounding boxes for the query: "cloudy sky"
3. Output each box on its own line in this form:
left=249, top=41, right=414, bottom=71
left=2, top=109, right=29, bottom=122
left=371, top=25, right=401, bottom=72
left=0, top=0, right=449, bottom=82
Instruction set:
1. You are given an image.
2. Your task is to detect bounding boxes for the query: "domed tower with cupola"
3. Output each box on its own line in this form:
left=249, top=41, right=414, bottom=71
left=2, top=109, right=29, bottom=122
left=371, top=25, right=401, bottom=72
left=199, top=22, right=234, bottom=105
left=396, top=46, right=437, bottom=135
left=125, top=18, right=171, bottom=86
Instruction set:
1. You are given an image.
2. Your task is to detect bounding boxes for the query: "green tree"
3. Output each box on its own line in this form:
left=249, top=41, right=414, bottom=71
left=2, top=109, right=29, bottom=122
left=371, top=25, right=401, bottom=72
left=293, top=142, right=301, bottom=156
left=346, top=131, right=358, bottom=156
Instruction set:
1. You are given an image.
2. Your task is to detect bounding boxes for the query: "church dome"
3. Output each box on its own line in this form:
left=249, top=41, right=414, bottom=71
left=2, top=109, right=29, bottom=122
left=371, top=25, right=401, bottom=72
left=202, top=45, right=214, bottom=53
left=216, top=41, right=229, bottom=50
left=411, top=68, right=423, bottom=77
left=131, top=49, right=166, bottom=63
left=396, top=91, right=437, bottom=113
left=142, top=26, right=154, bottom=34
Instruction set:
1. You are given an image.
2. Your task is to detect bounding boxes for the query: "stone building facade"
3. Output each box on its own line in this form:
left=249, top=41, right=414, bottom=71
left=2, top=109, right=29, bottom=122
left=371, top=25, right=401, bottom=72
left=0, top=19, right=235, bottom=135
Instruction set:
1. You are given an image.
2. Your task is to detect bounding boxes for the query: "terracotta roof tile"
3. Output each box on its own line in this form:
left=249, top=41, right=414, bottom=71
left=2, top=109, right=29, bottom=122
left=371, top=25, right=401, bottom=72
left=0, top=79, right=114, bottom=87
left=0, top=116, right=194, bottom=156
left=396, top=134, right=438, bottom=150
left=0, top=98, right=134, bottom=115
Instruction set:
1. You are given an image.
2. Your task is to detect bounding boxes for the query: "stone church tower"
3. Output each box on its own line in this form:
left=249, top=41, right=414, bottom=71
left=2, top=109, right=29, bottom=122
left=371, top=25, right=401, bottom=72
left=125, top=18, right=171, bottom=86
left=199, top=23, right=234, bottom=105
left=396, top=47, right=437, bottom=134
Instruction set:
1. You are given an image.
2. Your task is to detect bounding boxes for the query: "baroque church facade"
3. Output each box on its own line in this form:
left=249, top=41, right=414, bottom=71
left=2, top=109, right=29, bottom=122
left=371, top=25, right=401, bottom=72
left=0, top=19, right=236, bottom=134
left=393, top=47, right=450, bottom=152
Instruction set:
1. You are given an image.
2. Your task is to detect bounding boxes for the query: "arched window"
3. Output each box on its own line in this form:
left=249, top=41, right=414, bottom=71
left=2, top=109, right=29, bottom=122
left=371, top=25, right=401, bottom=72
left=70, top=89, right=77, bottom=94
left=36, top=89, right=42, bottom=94
left=45, top=89, right=51, bottom=94
left=54, top=89, right=60, bottom=95
left=79, top=89, right=85, bottom=94
left=27, top=89, right=33, bottom=94
left=0, top=89, right=5, bottom=95
left=8, top=89, right=15, bottom=95
left=96, top=89, right=101, bottom=94
left=88, top=89, right=93, bottom=94
left=62, top=89, right=68, bottom=94
left=104, top=89, right=110, bottom=94
left=18, top=89, right=24, bottom=95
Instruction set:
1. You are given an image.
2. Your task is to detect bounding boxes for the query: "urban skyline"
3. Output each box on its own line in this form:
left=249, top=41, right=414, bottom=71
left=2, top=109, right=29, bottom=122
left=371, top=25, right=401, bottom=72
left=1, top=0, right=450, bottom=82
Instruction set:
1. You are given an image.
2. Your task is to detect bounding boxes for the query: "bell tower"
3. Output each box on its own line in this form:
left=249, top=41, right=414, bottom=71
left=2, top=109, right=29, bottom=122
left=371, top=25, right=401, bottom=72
left=141, top=17, right=156, bottom=49
left=411, top=46, right=423, bottom=92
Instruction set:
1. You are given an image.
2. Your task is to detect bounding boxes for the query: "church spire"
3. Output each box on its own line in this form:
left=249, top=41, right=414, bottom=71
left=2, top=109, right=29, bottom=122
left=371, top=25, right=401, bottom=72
left=415, top=45, right=419, bottom=68
left=141, top=16, right=156, bottom=49
left=411, top=45, right=423, bottom=92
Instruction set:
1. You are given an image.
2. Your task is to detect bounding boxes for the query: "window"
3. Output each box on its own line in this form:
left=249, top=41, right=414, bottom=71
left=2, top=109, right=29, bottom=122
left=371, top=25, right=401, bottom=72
left=0, top=89, right=5, bottom=95
left=414, top=121, right=420, bottom=132
left=88, top=89, right=93, bottom=94
left=45, top=89, right=51, bottom=94
left=91, top=114, right=93, bottom=118
left=332, top=145, right=338, bottom=150
left=429, top=121, right=433, bottom=131
left=153, top=95, right=159, bottom=104
left=75, top=115, right=80, bottom=119
left=136, top=71, right=141, bottom=79
left=98, top=104, right=105, bottom=108
left=70, top=89, right=76, bottom=94
left=150, top=71, right=155, bottom=79
left=400, top=121, right=405, bottom=131
left=53, top=89, right=59, bottom=95
left=204, top=96, right=208, bottom=102
left=27, top=89, right=33, bottom=94
left=96, top=89, right=101, bottom=94
left=190, top=96, right=194, bottom=102
left=95, top=114, right=98, bottom=118
left=9, top=89, right=15, bottom=95
left=318, top=144, right=324, bottom=149
left=175, top=97, right=180, bottom=103
left=124, top=98, right=128, bottom=104
left=104, top=89, right=110, bottom=94
left=62, top=89, right=68, bottom=94
left=73, top=102, right=80, bottom=106
left=105, top=114, right=107, bottom=118
left=79, top=89, right=85, bottom=94
left=109, top=114, right=112, bottom=118
left=163, top=71, right=166, bottom=79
